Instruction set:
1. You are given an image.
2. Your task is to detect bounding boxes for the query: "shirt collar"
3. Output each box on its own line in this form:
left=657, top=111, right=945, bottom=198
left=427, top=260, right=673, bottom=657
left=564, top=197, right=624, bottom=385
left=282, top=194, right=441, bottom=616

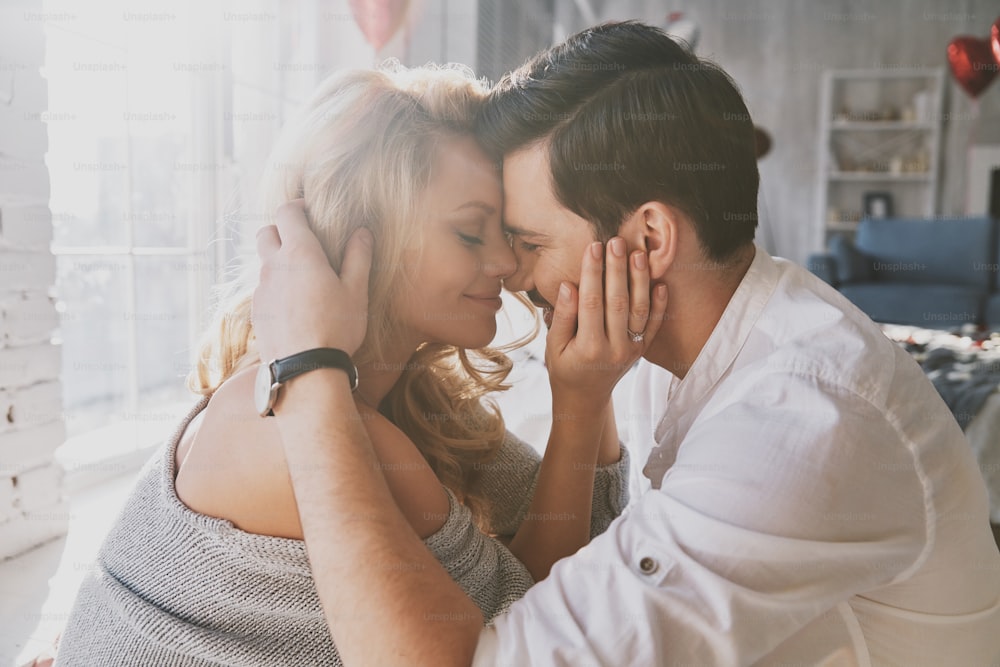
left=645, top=245, right=780, bottom=480
left=675, top=244, right=779, bottom=404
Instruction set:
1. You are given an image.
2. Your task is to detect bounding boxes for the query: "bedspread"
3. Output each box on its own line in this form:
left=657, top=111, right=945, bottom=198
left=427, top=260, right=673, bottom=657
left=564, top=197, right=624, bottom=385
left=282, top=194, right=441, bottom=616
left=881, top=324, right=1000, bottom=522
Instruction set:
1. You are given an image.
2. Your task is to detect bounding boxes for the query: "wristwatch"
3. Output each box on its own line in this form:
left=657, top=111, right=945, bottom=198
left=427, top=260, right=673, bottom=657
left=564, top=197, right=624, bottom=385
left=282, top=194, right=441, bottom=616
left=254, top=348, right=359, bottom=417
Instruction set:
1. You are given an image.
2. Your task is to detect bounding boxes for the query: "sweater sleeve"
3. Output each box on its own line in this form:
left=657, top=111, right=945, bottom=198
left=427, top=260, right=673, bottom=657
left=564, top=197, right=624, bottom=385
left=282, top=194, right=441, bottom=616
left=475, top=430, right=631, bottom=539
left=422, top=488, right=535, bottom=625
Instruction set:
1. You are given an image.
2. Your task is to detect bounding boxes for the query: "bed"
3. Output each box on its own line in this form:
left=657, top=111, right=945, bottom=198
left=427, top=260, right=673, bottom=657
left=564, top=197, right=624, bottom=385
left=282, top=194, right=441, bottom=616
left=880, top=324, right=1000, bottom=524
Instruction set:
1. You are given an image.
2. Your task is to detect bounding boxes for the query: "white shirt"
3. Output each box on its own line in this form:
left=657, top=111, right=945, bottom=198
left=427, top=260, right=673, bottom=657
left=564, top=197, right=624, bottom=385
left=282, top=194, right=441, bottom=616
left=474, top=246, right=1000, bottom=666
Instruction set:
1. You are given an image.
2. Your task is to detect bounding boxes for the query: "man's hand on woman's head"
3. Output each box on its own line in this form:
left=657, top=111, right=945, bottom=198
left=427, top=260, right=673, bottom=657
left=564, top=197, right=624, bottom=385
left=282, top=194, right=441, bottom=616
left=253, top=200, right=373, bottom=360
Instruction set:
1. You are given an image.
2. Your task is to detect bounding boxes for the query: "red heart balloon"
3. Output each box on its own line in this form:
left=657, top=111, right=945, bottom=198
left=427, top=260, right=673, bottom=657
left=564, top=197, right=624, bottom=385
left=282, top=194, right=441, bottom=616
left=349, top=0, right=410, bottom=51
left=947, top=35, right=998, bottom=98
left=992, top=17, right=1000, bottom=67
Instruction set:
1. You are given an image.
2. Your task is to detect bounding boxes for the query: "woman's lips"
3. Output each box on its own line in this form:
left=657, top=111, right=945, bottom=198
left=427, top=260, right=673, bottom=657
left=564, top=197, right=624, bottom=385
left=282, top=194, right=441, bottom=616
left=465, top=295, right=503, bottom=310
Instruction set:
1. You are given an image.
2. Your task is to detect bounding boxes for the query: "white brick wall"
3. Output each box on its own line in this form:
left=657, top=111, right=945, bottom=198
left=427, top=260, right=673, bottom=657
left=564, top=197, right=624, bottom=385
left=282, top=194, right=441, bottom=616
left=1, top=291, right=60, bottom=345
left=0, top=206, right=54, bottom=249
left=0, top=344, right=61, bottom=389
left=0, top=0, right=68, bottom=560
left=0, top=422, right=66, bottom=473
left=0, top=476, right=16, bottom=524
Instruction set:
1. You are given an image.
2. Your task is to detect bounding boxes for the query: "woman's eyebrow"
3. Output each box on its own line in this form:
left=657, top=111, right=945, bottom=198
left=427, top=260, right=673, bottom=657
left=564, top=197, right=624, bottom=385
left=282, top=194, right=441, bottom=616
left=453, top=201, right=496, bottom=215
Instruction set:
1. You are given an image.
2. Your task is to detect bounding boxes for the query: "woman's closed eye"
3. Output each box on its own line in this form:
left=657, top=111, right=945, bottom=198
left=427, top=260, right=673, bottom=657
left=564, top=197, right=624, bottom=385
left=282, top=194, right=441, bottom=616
left=458, top=232, right=485, bottom=246
left=518, top=240, right=540, bottom=253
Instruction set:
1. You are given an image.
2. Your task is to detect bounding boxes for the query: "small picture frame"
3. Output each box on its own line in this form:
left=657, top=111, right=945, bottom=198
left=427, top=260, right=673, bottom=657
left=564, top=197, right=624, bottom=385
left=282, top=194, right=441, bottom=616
left=862, top=191, right=894, bottom=219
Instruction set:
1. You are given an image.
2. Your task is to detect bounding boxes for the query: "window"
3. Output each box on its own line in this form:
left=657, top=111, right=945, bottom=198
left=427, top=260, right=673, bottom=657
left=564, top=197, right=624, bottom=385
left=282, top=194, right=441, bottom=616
left=43, top=0, right=561, bottom=475
left=477, top=0, right=556, bottom=82
left=45, top=1, right=233, bottom=463
left=44, top=0, right=348, bottom=474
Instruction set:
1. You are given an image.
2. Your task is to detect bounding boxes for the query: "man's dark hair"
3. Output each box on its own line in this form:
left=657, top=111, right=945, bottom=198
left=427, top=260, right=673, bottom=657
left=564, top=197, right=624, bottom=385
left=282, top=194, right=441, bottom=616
left=477, top=21, right=759, bottom=261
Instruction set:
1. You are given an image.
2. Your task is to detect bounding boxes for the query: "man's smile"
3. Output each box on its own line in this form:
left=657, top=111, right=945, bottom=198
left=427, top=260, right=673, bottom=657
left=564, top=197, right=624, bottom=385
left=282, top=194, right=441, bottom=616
left=526, top=290, right=555, bottom=327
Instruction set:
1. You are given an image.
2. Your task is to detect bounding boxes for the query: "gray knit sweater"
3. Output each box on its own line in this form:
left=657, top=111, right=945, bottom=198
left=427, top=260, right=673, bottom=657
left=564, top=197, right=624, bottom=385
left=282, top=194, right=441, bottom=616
left=54, top=399, right=630, bottom=666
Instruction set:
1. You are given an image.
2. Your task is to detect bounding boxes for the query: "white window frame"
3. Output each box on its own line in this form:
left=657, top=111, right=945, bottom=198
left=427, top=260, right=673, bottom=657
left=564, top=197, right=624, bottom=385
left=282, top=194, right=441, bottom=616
left=48, top=16, right=234, bottom=491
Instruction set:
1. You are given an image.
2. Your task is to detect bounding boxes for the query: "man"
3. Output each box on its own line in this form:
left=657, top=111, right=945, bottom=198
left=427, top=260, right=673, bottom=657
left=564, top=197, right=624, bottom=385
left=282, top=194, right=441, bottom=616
left=252, top=21, right=1000, bottom=666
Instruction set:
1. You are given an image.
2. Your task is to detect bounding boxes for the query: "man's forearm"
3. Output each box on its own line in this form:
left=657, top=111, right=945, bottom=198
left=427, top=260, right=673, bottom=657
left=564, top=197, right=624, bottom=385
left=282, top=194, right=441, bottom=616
left=274, top=369, right=481, bottom=666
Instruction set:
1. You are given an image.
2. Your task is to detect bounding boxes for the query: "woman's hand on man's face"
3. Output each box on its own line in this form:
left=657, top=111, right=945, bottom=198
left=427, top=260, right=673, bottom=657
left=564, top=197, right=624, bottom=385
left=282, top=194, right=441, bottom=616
left=544, top=237, right=668, bottom=409
left=253, top=200, right=373, bottom=360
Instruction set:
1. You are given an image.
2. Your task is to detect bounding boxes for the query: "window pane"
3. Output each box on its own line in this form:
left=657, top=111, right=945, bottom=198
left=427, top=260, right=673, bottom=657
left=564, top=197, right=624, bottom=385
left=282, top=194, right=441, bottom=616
left=46, top=21, right=130, bottom=247
left=129, top=134, right=191, bottom=248
left=134, top=257, right=195, bottom=410
left=57, top=255, right=131, bottom=434
left=125, top=24, right=196, bottom=249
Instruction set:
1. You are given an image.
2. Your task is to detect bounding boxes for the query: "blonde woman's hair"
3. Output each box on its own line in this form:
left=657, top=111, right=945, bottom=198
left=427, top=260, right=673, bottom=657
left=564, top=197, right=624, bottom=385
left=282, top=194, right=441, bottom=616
left=189, top=62, right=533, bottom=526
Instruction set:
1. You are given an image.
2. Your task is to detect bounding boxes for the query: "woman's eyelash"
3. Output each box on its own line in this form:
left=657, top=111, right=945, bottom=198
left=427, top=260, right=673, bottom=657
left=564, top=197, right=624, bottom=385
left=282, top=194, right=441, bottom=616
left=458, top=233, right=484, bottom=246
left=519, top=241, right=540, bottom=252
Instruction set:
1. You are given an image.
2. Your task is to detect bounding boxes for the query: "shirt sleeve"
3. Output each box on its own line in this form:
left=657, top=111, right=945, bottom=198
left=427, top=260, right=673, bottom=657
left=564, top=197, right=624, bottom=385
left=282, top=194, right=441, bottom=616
left=476, top=430, right=631, bottom=539
left=479, top=372, right=929, bottom=665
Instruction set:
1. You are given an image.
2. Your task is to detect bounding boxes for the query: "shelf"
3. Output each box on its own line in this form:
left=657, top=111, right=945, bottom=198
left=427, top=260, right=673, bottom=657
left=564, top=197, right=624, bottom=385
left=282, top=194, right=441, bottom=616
left=814, top=67, right=944, bottom=252
left=828, top=171, right=932, bottom=182
left=830, top=121, right=934, bottom=130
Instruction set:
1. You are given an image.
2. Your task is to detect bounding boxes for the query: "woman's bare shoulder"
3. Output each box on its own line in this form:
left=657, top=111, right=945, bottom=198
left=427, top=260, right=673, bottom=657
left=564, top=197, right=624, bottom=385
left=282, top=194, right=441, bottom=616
left=174, top=366, right=304, bottom=540
left=353, top=403, right=452, bottom=538
left=174, top=368, right=451, bottom=541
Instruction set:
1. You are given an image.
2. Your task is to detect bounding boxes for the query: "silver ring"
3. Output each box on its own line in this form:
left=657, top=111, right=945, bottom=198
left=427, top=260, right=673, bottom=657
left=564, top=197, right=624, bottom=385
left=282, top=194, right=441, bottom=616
left=627, top=328, right=645, bottom=343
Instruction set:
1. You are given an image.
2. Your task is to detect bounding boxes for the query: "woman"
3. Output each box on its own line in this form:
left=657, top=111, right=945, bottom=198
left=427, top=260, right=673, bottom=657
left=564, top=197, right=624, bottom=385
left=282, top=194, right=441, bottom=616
left=53, top=63, right=649, bottom=666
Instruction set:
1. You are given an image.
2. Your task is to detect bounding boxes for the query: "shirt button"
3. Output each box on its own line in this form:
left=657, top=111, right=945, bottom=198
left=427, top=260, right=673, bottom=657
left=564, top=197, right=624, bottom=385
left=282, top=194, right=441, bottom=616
left=639, top=556, right=658, bottom=575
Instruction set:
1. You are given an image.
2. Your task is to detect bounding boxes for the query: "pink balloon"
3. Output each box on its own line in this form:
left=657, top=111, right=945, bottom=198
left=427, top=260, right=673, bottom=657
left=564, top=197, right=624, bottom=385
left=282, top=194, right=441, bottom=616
left=349, top=0, right=410, bottom=51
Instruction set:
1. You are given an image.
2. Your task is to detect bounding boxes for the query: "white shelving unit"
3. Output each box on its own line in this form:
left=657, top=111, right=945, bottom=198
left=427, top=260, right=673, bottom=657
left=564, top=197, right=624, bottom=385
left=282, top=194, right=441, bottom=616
left=814, top=68, right=945, bottom=247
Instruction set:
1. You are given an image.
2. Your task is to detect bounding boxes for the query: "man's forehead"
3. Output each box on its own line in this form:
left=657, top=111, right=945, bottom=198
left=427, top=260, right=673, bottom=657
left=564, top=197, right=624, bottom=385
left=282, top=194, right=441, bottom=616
left=500, top=145, right=558, bottom=235
left=502, top=143, right=549, bottom=181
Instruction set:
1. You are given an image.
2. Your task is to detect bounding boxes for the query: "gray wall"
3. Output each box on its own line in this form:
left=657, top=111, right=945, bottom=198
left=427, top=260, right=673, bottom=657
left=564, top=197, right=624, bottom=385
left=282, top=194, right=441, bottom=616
left=586, top=0, right=1000, bottom=263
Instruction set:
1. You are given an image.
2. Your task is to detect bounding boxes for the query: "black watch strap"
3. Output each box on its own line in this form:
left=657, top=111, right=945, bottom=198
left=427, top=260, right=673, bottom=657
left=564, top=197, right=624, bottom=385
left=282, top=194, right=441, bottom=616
left=272, top=348, right=359, bottom=391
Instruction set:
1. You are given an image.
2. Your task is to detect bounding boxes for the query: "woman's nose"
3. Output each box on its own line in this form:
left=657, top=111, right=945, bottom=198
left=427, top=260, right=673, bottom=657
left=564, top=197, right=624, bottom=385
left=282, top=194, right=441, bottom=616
left=501, top=257, right=532, bottom=292
left=483, top=240, right=518, bottom=279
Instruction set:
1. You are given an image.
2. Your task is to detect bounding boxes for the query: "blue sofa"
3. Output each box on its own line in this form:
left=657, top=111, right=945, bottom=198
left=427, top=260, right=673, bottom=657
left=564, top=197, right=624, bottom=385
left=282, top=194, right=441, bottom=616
left=807, top=216, right=1000, bottom=330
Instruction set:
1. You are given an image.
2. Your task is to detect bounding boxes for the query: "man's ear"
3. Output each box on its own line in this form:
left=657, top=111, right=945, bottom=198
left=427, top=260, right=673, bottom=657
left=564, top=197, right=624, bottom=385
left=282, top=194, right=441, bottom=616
left=622, top=202, right=678, bottom=281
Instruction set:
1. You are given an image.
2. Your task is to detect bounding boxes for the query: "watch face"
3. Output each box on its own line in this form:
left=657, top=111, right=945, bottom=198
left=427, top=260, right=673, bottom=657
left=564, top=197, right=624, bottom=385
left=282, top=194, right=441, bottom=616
left=254, top=363, right=277, bottom=416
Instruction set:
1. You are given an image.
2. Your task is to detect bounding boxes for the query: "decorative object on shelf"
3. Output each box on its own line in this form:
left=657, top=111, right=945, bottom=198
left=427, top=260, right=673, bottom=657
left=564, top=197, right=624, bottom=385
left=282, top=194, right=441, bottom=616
left=835, top=106, right=905, bottom=122
left=912, top=90, right=932, bottom=121
left=349, top=0, right=411, bottom=51
left=832, top=134, right=930, bottom=174
left=863, top=192, right=894, bottom=219
left=904, top=149, right=930, bottom=174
